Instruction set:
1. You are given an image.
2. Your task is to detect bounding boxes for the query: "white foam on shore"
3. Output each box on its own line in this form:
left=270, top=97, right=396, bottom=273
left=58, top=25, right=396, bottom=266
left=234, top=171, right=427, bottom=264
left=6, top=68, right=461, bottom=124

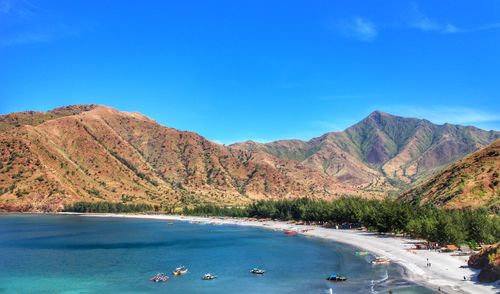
left=60, top=212, right=499, bottom=294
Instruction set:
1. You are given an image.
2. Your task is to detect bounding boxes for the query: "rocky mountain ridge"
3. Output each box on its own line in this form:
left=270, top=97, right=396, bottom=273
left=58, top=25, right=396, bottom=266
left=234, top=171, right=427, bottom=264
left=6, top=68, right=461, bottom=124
left=1, top=105, right=498, bottom=211
left=233, top=110, right=499, bottom=189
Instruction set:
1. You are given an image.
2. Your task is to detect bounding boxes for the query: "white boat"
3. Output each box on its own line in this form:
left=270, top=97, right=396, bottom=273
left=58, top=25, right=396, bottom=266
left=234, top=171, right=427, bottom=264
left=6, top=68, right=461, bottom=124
left=371, top=256, right=390, bottom=265
left=250, top=268, right=266, bottom=275
left=149, top=273, right=169, bottom=282
left=202, top=273, right=217, bottom=280
left=173, top=266, right=188, bottom=275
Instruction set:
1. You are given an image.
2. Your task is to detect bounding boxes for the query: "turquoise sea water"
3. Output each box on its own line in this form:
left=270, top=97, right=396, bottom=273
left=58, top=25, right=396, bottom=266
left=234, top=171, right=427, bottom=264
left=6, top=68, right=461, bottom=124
left=0, top=215, right=435, bottom=293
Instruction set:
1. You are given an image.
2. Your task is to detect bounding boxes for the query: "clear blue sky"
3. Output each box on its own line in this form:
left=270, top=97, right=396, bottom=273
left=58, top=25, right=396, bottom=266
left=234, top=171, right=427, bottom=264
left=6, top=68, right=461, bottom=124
left=1, top=0, right=499, bottom=143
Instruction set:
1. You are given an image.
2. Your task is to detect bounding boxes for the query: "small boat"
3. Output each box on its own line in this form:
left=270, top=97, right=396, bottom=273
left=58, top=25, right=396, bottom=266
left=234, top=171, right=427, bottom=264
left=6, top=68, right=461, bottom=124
left=326, top=273, right=347, bottom=282
left=371, top=256, right=390, bottom=265
left=202, top=273, right=217, bottom=280
left=149, top=273, right=169, bottom=283
left=167, top=222, right=174, bottom=225
left=355, top=251, right=369, bottom=256
left=250, top=268, right=266, bottom=275
left=283, top=230, right=297, bottom=235
left=173, top=266, right=188, bottom=276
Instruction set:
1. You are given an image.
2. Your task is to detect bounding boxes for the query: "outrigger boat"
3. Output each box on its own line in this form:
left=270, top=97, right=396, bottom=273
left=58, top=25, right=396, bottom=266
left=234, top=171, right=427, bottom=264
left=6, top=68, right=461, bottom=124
left=202, top=273, right=217, bottom=280
left=250, top=268, right=266, bottom=275
left=149, top=273, right=169, bottom=283
left=173, top=266, right=188, bottom=276
left=326, top=273, right=347, bottom=282
left=371, top=256, right=390, bottom=265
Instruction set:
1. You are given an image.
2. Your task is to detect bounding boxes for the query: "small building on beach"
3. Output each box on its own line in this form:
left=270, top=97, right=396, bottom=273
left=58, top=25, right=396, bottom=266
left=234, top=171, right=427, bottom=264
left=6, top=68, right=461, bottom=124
left=442, top=244, right=459, bottom=252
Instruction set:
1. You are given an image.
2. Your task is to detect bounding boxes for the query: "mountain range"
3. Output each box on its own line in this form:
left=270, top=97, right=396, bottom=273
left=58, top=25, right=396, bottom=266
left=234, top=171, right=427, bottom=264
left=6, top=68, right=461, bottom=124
left=1, top=105, right=498, bottom=211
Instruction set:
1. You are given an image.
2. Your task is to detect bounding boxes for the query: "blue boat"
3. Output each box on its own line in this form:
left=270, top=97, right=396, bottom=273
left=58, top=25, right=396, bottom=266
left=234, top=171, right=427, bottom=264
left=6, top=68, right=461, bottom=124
left=326, top=273, right=347, bottom=282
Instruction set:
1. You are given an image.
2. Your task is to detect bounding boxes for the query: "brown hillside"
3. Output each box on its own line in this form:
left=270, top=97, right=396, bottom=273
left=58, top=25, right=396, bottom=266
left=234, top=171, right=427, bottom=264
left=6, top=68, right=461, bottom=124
left=0, top=105, right=380, bottom=212
left=400, top=140, right=500, bottom=210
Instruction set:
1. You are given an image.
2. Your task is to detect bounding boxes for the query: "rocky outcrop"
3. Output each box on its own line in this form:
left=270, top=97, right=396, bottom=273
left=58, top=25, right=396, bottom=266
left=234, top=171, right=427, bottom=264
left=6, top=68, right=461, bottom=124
left=468, top=243, right=500, bottom=283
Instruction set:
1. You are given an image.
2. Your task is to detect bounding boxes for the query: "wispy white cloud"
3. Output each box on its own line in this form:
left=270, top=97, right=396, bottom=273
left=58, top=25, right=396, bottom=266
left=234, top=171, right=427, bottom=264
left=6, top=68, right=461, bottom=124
left=331, top=3, right=500, bottom=41
left=310, top=120, right=344, bottom=132
left=336, top=16, right=377, bottom=42
left=309, top=117, right=360, bottom=133
left=409, top=3, right=456, bottom=33
left=0, top=31, right=50, bottom=46
left=0, top=0, right=39, bottom=20
left=382, top=105, right=500, bottom=126
left=1, top=24, right=77, bottom=46
left=0, top=0, right=80, bottom=47
left=408, top=3, right=500, bottom=34
left=476, top=22, right=500, bottom=31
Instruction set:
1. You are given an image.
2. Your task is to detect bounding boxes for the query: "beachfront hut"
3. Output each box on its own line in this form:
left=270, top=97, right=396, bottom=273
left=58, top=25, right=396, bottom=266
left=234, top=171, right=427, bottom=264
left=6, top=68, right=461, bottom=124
left=442, top=244, right=459, bottom=252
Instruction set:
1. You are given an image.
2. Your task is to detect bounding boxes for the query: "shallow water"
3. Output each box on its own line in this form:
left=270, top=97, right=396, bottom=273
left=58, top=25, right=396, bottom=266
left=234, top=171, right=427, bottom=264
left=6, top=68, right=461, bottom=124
left=0, top=214, right=435, bottom=293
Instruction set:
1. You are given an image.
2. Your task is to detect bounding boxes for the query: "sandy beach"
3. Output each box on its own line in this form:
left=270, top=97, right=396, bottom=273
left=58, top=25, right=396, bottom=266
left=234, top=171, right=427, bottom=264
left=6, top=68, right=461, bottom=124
left=61, top=213, right=499, bottom=294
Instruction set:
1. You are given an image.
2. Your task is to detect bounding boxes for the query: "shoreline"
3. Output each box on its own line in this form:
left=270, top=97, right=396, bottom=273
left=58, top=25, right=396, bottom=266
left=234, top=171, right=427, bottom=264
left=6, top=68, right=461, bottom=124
left=48, top=212, right=499, bottom=293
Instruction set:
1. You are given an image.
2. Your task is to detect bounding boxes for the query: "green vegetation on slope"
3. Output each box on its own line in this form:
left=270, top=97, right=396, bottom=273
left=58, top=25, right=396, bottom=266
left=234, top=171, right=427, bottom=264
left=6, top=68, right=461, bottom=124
left=401, top=139, right=500, bottom=210
left=64, top=201, right=159, bottom=213
left=253, top=110, right=500, bottom=186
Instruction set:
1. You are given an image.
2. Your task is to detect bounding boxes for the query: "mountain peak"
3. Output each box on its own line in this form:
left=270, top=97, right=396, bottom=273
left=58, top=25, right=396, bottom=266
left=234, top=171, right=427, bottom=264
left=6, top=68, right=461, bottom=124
left=359, top=110, right=428, bottom=128
left=368, top=110, right=391, bottom=117
left=363, top=110, right=393, bottom=126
